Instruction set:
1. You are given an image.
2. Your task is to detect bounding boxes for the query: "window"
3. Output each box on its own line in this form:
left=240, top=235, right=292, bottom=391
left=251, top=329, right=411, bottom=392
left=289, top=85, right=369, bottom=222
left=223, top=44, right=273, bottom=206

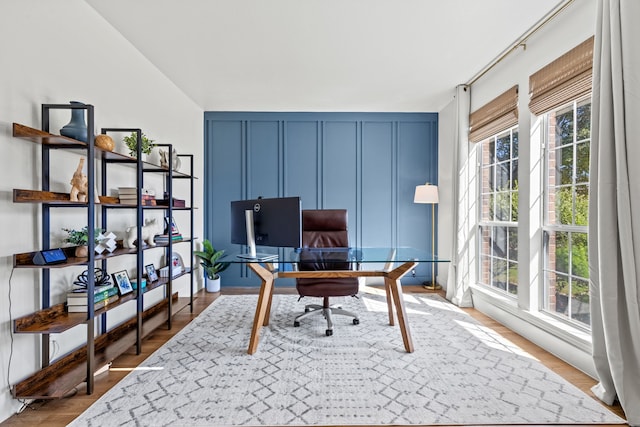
left=543, top=97, right=591, bottom=326
left=479, top=127, right=519, bottom=295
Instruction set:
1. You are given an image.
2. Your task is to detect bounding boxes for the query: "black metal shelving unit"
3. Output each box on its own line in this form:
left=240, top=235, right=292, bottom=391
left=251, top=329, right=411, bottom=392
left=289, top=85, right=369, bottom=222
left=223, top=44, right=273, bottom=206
left=9, top=105, right=196, bottom=399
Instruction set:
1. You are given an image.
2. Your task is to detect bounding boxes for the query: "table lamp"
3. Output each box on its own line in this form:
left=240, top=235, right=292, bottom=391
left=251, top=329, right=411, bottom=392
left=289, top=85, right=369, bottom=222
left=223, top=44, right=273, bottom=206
left=414, top=183, right=441, bottom=290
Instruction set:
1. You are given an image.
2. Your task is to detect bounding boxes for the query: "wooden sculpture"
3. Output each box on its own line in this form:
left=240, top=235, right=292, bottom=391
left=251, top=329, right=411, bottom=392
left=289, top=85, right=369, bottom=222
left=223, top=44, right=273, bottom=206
left=69, top=158, right=99, bottom=203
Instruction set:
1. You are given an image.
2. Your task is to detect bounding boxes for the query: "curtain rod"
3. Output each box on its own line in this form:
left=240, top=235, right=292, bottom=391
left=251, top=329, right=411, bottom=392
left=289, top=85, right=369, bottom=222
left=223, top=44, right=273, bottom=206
left=465, top=0, right=575, bottom=87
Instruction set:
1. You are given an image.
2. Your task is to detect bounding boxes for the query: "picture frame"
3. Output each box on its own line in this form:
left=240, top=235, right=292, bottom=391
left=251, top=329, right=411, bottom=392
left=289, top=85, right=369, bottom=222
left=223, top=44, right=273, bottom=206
left=145, top=264, right=159, bottom=282
left=112, top=270, right=134, bottom=295
left=170, top=252, right=184, bottom=275
left=164, top=216, right=180, bottom=235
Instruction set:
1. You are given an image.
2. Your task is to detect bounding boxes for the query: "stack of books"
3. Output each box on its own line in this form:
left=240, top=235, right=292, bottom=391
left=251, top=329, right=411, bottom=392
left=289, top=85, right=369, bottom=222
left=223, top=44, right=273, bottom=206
left=155, top=216, right=183, bottom=244
left=156, top=197, right=186, bottom=207
left=66, top=285, right=119, bottom=313
left=118, top=187, right=156, bottom=206
left=154, top=233, right=183, bottom=244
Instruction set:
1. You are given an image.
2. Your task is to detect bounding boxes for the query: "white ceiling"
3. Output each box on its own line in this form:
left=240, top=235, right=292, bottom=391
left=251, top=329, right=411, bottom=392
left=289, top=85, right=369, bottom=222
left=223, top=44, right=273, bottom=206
left=86, top=0, right=563, bottom=112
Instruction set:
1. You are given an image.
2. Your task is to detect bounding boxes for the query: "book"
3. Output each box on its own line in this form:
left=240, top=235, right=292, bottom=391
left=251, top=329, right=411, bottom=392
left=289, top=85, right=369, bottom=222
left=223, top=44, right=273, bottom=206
left=118, top=187, right=155, bottom=196
left=67, top=294, right=120, bottom=313
left=67, top=286, right=119, bottom=305
left=117, top=187, right=138, bottom=195
left=156, top=198, right=186, bottom=208
left=155, top=234, right=183, bottom=243
left=119, top=193, right=155, bottom=201
left=119, top=198, right=157, bottom=206
left=68, top=284, right=114, bottom=295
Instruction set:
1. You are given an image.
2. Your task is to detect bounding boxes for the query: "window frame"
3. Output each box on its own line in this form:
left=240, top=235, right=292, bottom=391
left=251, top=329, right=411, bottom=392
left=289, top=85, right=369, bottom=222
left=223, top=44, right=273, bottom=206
left=541, top=96, right=591, bottom=330
left=477, top=126, right=519, bottom=296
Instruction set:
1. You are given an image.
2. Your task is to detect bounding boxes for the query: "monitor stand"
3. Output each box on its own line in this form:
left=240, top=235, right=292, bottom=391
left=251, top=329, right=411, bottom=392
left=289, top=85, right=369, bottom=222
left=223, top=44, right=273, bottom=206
left=236, top=252, right=278, bottom=261
left=237, top=209, right=278, bottom=262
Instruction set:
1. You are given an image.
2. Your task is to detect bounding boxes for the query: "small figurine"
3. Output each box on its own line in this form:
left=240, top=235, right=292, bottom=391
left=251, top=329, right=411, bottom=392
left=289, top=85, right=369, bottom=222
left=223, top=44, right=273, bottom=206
left=124, top=218, right=163, bottom=248
left=159, top=148, right=181, bottom=172
left=69, top=158, right=100, bottom=203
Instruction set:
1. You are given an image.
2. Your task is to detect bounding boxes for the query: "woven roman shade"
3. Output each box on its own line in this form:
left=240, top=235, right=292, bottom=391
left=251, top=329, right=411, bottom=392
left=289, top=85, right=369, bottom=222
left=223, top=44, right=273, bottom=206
left=529, top=36, right=594, bottom=115
left=469, top=85, right=518, bottom=143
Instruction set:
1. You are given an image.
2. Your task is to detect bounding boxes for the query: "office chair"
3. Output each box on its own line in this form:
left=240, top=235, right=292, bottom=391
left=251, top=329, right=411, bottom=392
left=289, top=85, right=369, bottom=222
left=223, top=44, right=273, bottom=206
left=293, top=209, right=359, bottom=336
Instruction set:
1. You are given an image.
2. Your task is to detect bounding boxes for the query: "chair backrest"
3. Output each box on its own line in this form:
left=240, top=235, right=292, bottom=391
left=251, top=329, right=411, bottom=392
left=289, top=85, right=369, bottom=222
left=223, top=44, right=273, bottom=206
left=299, top=209, right=350, bottom=271
left=301, top=209, right=349, bottom=248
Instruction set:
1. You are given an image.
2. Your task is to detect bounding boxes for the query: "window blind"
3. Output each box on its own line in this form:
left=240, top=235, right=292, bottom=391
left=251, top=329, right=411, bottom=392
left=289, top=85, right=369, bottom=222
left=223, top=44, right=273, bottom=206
left=469, top=85, right=518, bottom=143
left=529, top=36, right=594, bottom=115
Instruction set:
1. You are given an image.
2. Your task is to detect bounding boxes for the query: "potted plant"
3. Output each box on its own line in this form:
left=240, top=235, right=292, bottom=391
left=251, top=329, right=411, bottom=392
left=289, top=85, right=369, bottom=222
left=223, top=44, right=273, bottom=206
left=123, top=131, right=155, bottom=157
left=194, top=239, right=230, bottom=292
left=62, top=226, right=103, bottom=258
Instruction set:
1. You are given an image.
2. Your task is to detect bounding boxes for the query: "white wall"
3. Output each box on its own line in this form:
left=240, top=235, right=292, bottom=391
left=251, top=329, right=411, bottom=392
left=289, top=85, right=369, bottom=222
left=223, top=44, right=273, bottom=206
left=438, top=0, right=598, bottom=376
left=0, top=1, right=203, bottom=422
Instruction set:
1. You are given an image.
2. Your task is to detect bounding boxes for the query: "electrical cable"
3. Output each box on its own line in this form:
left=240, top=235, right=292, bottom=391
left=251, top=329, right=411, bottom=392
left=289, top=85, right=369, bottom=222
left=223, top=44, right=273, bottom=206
left=7, top=267, right=31, bottom=412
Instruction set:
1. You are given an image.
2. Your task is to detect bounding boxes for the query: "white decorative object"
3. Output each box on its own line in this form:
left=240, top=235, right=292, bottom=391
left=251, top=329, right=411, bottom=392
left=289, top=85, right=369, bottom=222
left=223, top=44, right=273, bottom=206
left=159, top=265, right=181, bottom=278
left=124, top=218, right=163, bottom=248
left=95, top=231, right=117, bottom=254
left=159, top=148, right=181, bottom=172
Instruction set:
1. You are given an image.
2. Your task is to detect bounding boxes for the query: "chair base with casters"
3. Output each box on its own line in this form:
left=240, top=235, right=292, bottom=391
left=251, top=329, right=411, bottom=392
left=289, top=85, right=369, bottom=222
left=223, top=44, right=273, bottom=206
left=293, top=296, right=360, bottom=336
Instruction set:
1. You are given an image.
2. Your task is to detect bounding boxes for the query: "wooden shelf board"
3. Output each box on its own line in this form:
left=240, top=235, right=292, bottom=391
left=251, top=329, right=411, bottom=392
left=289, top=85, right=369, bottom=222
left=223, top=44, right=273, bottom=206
left=12, top=273, right=192, bottom=334
left=13, top=189, right=119, bottom=205
left=12, top=123, right=195, bottom=178
left=106, top=205, right=196, bottom=210
left=13, top=239, right=193, bottom=269
left=12, top=123, right=86, bottom=148
left=13, top=303, right=86, bottom=334
left=12, top=295, right=177, bottom=400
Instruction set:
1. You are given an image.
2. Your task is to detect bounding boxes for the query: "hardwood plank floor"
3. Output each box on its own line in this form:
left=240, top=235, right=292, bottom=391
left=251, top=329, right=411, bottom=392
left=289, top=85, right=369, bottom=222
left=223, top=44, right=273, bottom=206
left=0, top=287, right=626, bottom=426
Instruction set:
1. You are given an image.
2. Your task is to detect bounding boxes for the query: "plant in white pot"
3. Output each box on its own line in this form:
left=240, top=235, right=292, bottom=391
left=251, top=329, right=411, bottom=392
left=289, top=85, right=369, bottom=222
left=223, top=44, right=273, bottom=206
left=194, top=239, right=230, bottom=292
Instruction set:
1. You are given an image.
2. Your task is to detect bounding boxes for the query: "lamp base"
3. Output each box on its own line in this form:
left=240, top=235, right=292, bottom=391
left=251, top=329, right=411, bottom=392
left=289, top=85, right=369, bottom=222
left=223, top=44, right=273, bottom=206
left=422, top=281, right=442, bottom=291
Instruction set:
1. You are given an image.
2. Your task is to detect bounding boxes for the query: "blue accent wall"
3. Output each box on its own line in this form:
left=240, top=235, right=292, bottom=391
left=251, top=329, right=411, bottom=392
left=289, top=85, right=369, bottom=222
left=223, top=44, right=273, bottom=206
left=204, top=112, right=438, bottom=287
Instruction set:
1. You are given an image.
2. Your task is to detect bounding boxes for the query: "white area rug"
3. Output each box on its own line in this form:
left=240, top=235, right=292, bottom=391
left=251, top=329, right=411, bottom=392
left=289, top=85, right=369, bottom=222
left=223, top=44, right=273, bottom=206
left=69, top=293, right=625, bottom=426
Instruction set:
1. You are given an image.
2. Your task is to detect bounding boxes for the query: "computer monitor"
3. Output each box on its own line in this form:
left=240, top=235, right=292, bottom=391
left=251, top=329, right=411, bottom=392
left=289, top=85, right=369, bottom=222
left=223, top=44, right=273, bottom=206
left=230, top=196, right=302, bottom=259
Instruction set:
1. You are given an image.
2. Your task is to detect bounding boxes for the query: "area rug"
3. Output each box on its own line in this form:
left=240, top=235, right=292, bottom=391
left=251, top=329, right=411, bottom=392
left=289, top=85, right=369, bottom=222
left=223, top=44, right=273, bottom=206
left=68, top=293, right=625, bottom=426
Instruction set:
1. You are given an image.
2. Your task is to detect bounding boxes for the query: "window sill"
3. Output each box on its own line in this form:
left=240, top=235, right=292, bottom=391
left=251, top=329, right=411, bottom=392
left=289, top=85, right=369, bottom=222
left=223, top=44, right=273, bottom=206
left=469, top=283, right=592, bottom=354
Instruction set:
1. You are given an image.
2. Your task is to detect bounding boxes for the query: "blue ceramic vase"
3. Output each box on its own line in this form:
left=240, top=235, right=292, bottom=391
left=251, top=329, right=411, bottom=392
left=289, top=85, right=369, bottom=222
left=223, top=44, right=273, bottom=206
left=60, top=101, right=88, bottom=142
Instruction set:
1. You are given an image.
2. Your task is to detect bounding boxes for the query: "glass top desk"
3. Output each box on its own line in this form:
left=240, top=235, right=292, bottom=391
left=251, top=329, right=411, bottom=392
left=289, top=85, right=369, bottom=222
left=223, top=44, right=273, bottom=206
left=225, top=247, right=449, bottom=355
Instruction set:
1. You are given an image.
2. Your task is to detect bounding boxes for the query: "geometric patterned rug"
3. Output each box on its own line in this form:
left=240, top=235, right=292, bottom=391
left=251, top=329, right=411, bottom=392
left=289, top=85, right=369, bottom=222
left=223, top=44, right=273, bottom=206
left=68, top=293, right=626, bottom=426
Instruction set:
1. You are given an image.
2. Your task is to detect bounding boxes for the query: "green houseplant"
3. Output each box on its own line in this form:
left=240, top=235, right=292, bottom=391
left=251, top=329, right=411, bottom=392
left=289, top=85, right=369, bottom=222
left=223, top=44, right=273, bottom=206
left=123, top=131, right=155, bottom=157
left=194, top=239, right=230, bottom=292
left=62, top=226, right=103, bottom=258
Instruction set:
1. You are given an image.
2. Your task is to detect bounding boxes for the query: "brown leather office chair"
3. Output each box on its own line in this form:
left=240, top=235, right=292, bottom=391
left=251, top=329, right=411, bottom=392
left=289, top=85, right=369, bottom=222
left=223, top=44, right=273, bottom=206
left=293, top=209, right=359, bottom=336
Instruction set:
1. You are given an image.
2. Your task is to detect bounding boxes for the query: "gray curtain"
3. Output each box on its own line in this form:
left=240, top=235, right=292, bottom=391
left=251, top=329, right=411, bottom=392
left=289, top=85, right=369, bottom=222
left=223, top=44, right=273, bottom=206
left=589, top=0, right=640, bottom=425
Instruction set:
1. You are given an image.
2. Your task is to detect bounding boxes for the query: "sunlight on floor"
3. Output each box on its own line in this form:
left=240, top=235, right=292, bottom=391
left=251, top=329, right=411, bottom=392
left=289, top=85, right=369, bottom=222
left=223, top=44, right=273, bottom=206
left=416, top=295, right=462, bottom=313
left=455, top=318, right=539, bottom=360
left=109, top=366, right=165, bottom=372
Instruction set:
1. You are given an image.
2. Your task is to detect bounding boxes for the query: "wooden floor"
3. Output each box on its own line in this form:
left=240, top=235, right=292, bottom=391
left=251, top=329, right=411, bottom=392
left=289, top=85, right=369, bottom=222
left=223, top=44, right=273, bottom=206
left=0, top=286, right=627, bottom=427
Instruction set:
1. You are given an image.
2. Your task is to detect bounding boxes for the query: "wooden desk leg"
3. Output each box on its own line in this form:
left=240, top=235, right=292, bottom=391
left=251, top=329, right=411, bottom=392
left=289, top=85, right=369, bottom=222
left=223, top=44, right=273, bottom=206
left=246, top=263, right=275, bottom=355
left=382, top=248, right=397, bottom=326
left=385, top=261, right=417, bottom=353
left=263, top=262, right=275, bottom=326
left=384, top=279, right=395, bottom=326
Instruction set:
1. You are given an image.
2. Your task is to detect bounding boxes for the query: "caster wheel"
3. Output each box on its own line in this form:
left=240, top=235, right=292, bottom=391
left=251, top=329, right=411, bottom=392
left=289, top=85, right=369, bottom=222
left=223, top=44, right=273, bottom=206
left=294, top=321, right=300, bottom=327
left=326, top=329, right=333, bottom=336
left=353, top=318, right=360, bottom=325
left=304, top=308, right=310, bottom=313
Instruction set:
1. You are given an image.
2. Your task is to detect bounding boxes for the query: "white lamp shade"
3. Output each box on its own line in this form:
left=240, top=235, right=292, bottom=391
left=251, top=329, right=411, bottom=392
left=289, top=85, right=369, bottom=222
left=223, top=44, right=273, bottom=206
left=414, top=183, right=439, bottom=204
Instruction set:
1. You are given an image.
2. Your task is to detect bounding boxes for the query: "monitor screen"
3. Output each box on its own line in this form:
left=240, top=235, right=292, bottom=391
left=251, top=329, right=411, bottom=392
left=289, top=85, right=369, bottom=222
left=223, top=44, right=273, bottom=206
left=231, top=196, right=302, bottom=248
